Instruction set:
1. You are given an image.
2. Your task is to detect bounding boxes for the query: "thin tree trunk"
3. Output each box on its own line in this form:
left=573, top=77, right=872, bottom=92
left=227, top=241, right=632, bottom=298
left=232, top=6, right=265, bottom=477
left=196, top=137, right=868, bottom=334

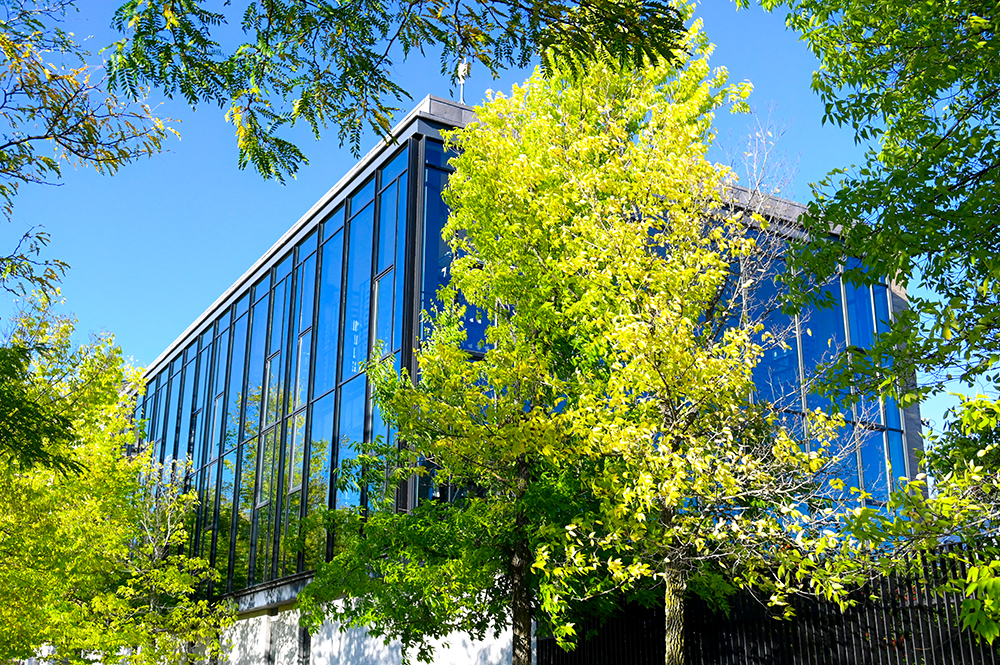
left=664, top=568, right=686, bottom=665
left=511, top=453, right=532, bottom=665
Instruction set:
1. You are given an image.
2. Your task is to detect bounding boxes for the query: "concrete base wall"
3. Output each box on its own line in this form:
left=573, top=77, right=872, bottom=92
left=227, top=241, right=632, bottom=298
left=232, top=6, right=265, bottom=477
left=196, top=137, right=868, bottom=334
left=222, top=608, right=514, bottom=665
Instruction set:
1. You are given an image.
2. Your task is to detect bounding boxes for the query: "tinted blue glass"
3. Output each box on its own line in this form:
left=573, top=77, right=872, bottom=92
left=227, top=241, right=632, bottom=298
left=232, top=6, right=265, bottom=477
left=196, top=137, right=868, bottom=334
left=377, top=179, right=398, bottom=274
left=323, top=205, right=345, bottom=239
left=304, top=393, right=335, bottom=571
left=209, top=395, right=225, bottom=462
left=350, top=177, right=376, bottom=213
left=275, top=253, right=293, bottom=283
left=264, top=354, right=282, bottom=427
left=422, top=166, right=451, bottom=336
left=271, top=278, right=287, bottom=352
left=164, top=373, right=180, bottom=463
left=313, top=232, right=343, bottom=399
left=749, top=270, right=801, bottom=408
left=801, top=281, right=846, bottom=412
left=190, top=410, right=205, bottom=470
left=154, top=382, right=167, bottom=446
left=179, top=362, right=196, bottom=464
left=252, top=273, right=270, bottom=303
left=235, top=293, right=249, bottom=319
left=200, top=460, right=218, bottom=560
left=196, top=348, right=211, bottom=411
left=294, top=331, right=311, bottom=411
left=298, top=254, right=317, bottom=332
left=226, top=316, right=249, bottom=453
left=216, top=450, right=237, bottom=590
left=845, top=281, right=875, bottom=349
left=887, top=429, right=907, bottom=487
left=213, top=327, right=229, bottom=398
left=860, top=429, right=888, bottom=503
left=342, top=204, right=374, bottom=381
left=884, top=395, right=902, bottom=431
left=243, top=300, right=267, bottom=441
left=380, top=145, right=408, bottom=188
left=425, top=139, right=457, bottom=169
left=873, top=284, right=891, bottom=335
left=374, top=271, right=394, bottom=356
left=336, top=376, right=366, bottom=509
left=845, top=281, right=880, bottom=424
left=297, top=230, right=317, bottom=261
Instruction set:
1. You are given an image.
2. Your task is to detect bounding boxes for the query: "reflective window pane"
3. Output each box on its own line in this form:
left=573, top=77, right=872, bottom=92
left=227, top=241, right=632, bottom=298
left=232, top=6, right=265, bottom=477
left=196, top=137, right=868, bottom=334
left=342, top=204, right=374, bottom=381
left=314, top=232, right=344, bottom=399
left=227, top=314, right=249, bottom=451
left=421, top=166, right=451, bottom=337
left=887, top=429, right=907, bottom=487
left=297, top=230, right=317, bottom=261
left=860, top=429, right=889, bottom=503
left=380, top=145, right=408, bottom=188
left=801, top=281, right=846, bottom=412
left=243, top=299, right=268, bottom=442
left=377, top=179, right=398, bottom=275
left=298, top=254, right=317, bottom=333
left=304, top=393, right=335, bottom=570
left=350, top=177, right=376, bottom=212
left=373, top=271, right=394, bottom=357
left=336, top=376, right=366, bottom=509
left=216, top=451, right=238, bottom=591
left=294, top=331, right=311, bottom=411
left=232, top=439, right=256, bottom=591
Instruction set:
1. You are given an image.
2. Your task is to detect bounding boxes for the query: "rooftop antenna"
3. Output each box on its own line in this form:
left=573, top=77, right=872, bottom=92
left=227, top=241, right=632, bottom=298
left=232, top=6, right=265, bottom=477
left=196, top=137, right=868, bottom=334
left=457, top=59, right=470, bottom=105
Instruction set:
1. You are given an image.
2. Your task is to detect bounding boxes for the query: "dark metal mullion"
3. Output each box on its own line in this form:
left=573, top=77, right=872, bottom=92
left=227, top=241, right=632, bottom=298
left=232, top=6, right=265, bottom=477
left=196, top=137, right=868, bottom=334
left=356, top=168, right=382, bottom=521
left=399, top=135, right=424, bottom=513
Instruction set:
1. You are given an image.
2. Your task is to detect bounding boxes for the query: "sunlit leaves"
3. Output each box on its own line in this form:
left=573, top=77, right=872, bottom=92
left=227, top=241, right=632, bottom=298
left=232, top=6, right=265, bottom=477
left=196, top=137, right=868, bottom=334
left=0, top=301, right=235, bottom=664
left=107, top=0, right=685, bottom=180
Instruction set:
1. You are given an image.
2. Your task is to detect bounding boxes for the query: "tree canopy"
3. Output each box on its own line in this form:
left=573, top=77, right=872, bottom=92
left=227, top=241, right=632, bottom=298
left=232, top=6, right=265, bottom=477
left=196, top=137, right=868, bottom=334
left=0, top=300, right=234, bottom=664
left=293, top=20, right=913, bottom=665
left=755, top=0, right=1000, bottom=640
left=105, top=0, right=685, bottom=180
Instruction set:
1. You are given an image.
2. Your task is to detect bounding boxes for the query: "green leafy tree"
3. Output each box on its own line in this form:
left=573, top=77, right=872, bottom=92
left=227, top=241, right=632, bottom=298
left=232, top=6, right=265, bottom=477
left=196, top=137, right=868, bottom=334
left=295, top=18, right=898, bottom=665
left=105, top=0, right=686, bottom=180
left=0, top=0, right=170, bottom=297
left=0, top=300, right=235, bottom=664
left=751, top=0, right=1000, bottom=640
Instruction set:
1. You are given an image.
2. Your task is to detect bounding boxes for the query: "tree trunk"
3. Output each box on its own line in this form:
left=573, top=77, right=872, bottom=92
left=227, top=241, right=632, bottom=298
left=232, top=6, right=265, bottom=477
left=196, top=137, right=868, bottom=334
left=664, top=568, right=686, bottom=665
left=511, top=454, right=532, bottom=665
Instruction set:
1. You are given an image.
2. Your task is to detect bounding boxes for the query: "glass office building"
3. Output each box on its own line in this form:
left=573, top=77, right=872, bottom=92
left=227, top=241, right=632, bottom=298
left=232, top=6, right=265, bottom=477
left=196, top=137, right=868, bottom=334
left=136, top=96, right=921, bottom=603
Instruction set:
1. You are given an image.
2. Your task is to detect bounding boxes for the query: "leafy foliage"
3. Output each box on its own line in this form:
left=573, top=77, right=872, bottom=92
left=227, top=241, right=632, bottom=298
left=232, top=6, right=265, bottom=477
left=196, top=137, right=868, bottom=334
left=295, top=19, right=902, bottom=665
left=0, top=0, right=170, bottom=217
left=106, top=0, right=684, bottom=180
left=0, top=300, right=235, bottom=664
left=751, top=0, right=1000, bottom=640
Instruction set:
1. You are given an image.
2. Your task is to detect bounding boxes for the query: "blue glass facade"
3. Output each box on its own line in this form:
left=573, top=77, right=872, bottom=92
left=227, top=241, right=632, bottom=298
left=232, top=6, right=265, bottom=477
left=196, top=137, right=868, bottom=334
left=137, top=98, right=918, bottom=597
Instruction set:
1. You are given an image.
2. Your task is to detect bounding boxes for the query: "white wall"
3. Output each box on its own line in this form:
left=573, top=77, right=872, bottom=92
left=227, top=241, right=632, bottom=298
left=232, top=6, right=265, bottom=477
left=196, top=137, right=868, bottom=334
left=222, top=608, right=513, bottom=665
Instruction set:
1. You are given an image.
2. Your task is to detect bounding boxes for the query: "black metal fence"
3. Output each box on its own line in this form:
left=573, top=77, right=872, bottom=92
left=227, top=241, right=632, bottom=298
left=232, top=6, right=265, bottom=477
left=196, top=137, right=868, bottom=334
left=537, top=555, right=1000, bottom=665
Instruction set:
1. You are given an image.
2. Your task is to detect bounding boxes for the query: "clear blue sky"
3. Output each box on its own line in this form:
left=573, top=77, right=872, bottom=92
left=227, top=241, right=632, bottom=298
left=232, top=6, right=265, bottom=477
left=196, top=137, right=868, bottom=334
left=17, top=0, right=943, bottom=418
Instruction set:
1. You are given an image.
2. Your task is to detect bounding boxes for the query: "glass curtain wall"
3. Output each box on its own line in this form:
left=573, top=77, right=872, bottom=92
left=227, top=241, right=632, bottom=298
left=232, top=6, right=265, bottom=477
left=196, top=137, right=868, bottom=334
left=137, top=143, right=412, bottom=595
left=138, top=130, right=910, bottom=598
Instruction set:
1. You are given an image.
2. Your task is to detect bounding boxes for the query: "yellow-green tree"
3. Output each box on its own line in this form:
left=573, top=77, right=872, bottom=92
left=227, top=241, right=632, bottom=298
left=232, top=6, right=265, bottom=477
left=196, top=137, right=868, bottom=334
left=297, top=17, right=889, bottom=665
left=0, top=300, right=234, bottom=664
